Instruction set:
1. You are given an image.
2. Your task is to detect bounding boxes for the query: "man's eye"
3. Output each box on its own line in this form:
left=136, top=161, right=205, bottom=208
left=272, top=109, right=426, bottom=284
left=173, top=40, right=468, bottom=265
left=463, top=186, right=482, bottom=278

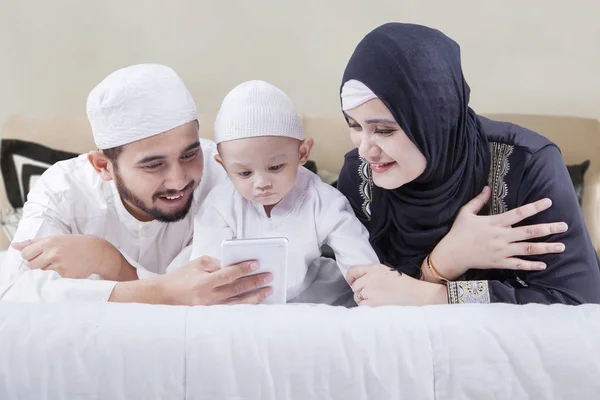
left=181, top=151, right=198, bottom=160
left=143, top=163, right=163, bottom=170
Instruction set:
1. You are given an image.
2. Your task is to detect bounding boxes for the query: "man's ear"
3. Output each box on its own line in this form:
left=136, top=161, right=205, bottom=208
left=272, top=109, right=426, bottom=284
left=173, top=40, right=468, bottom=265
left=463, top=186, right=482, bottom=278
left=88, top=151, right=115, bottom=182
left=298, top=138, right=314, bottom=166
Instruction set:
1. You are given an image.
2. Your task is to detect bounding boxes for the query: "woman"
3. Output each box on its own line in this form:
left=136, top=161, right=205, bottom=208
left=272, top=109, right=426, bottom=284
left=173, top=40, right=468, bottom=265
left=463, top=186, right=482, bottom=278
left=337, top=23, right=600, bottom=305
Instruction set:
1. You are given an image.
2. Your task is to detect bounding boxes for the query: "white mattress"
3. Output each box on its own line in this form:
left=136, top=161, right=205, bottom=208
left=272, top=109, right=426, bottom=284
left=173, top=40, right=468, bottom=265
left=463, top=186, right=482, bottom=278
left=0, top=301, right=599, bottom=399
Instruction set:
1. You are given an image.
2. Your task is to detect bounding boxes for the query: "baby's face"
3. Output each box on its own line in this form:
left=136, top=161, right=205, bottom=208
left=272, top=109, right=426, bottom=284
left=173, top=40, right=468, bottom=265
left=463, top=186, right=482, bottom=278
left=217, top=136, right=310, bottom=207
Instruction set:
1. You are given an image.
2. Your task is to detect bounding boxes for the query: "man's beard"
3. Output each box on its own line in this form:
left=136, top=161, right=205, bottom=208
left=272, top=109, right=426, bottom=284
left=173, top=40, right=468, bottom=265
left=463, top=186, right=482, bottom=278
left=114, top=171, right=195, bottom=223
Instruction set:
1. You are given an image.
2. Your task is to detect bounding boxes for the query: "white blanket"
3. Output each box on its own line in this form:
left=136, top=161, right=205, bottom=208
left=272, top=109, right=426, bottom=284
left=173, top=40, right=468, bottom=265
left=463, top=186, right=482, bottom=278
left=0, top=302, right=599, bottom=399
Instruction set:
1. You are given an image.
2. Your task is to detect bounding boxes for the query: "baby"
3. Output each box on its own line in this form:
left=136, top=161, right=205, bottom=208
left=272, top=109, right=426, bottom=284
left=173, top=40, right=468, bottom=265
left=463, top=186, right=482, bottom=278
left=177, top=80, right=379, bottom=301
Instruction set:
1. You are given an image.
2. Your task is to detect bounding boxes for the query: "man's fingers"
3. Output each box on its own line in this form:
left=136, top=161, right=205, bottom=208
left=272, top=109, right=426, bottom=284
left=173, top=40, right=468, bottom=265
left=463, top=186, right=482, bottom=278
left=20, top=242, right=45, bottom=263
left=498, top=198, right=552, bottom=226
left=215, top=273, right=272, bottom=298
left=511, top=222, right=568, bottom=242
left=224, top=287, right=274, bottom=305
left=346, top=265, right=371, bottom=286
left=459, top=186, right=491, bottom=215
left=202, top=263, right=221, bottom=273
left=214, top=260, right=259, bottom=284
left=191, top=255, right=221, bottom=272
left=28, top=254, right=52, bottom=270
left=11, top=238, right=39, bottom=251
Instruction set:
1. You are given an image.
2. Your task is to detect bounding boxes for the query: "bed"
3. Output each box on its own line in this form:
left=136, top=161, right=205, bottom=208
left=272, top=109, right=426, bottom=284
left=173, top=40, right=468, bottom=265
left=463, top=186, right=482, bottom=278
left=0, top=301, right=598, bottom=399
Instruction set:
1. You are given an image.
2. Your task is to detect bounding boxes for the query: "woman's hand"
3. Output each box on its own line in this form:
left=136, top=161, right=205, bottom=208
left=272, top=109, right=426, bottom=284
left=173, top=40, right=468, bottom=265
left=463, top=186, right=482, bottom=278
left=423, top=186, right=568, bottom=282
left=347, top=264, right=448, bottom=306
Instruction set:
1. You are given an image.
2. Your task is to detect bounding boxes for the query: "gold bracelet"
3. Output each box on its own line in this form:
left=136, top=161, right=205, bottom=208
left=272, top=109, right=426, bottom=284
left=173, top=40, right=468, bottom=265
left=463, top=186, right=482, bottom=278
left=426, top=254, right=450, bottom=285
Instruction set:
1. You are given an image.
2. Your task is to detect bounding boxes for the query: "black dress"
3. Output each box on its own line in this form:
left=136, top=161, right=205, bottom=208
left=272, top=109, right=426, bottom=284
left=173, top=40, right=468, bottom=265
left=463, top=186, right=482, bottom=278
left=338, top=116, right=600, bottom=305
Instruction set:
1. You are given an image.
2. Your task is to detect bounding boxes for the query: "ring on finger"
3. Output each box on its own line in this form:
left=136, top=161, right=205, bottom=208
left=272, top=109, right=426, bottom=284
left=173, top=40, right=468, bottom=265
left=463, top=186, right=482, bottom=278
left=354, top=289, right=365, bottom=303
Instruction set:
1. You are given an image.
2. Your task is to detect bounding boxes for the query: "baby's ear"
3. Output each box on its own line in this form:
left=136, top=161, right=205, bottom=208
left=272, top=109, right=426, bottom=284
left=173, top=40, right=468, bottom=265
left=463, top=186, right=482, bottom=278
left=214, top=154, right=226, bottom=170
left=298, top=138, right=314, bottom=165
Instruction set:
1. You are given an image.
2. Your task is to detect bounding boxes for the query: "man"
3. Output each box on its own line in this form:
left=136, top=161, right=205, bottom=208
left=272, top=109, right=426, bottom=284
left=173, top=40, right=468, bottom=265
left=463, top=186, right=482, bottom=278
left=0, top=64, right=272, bottom=304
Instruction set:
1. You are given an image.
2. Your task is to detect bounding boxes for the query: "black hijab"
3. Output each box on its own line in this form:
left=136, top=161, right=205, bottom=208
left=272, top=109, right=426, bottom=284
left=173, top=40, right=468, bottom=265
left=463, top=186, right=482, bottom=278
left=341, top=23, right=490, bottom=276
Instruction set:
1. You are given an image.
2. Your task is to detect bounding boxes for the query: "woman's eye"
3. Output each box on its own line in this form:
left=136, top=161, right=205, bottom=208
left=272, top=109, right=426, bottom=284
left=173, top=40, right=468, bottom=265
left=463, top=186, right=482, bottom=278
left=348, top=124, right=362, bottom=131
left=374, top=129, right=396, bottom=136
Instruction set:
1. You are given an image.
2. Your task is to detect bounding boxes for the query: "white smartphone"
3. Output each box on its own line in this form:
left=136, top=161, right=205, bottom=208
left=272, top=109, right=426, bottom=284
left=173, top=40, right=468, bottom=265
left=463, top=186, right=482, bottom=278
left=220, top=237, right=289, bottom=304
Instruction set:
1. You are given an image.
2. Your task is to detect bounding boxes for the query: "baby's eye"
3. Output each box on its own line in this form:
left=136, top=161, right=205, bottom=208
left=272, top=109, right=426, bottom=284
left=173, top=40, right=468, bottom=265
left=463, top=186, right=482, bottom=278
left=268, top=164, right=284, bottom=171
left=238, top=171, right=252, bottom=177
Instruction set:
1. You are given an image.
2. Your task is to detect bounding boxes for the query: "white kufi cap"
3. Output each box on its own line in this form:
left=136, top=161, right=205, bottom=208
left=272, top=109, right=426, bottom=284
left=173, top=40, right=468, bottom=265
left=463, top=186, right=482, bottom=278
left=87, top=63, right=198, bottom=149
left=214, top=80, right=303, bottom=144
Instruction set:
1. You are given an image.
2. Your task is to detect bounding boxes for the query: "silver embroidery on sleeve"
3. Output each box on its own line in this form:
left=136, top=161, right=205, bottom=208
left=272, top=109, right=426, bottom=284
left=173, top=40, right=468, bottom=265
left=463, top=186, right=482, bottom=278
left=358, top=158, right=373, bottom=220
left=488, top=142, right=514, bottom=215
left=447, top=280, right=491, bottom=304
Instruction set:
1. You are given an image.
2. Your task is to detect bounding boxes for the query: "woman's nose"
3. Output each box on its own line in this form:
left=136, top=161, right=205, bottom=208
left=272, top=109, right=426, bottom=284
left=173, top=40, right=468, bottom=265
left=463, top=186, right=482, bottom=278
left=358, top=133, right=382, bottom=160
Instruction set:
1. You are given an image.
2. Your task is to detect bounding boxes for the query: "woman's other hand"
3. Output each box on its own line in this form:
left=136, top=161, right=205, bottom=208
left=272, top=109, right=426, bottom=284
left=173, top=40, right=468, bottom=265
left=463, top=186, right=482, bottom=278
left=424, top=186, right=568, bottom=282
left=347, top=264, right=448, bottom=306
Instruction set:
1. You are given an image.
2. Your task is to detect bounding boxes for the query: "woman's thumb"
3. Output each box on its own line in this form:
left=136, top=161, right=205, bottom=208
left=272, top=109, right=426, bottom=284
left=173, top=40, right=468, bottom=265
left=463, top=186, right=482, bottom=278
left=460, top=186, right=491, bottom=215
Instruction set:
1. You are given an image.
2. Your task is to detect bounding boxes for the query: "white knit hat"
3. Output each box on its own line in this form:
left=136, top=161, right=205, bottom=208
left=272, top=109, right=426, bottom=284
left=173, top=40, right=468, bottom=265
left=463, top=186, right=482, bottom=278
left=87, top=63, right=198, bottom=150
left=341, top=79, right=378, bottom=111
left=214, top=80, right=303, bottom=144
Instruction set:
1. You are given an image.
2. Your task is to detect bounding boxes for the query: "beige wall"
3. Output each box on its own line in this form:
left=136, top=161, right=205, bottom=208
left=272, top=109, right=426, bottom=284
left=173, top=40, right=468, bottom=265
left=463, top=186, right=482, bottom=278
left=1, top=0, right=599, bottom=133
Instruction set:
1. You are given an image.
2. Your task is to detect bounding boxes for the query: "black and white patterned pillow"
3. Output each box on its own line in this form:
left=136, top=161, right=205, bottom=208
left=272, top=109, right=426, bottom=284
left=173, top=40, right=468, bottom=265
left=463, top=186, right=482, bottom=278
left=566, top=160, right=590, bottom=207
left=0, top=139, right=79, bottom=209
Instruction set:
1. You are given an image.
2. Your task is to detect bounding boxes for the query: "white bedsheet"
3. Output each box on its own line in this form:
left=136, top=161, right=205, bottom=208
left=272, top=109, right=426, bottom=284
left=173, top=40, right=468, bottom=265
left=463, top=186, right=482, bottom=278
left=0, top=302, right=599, bottom=399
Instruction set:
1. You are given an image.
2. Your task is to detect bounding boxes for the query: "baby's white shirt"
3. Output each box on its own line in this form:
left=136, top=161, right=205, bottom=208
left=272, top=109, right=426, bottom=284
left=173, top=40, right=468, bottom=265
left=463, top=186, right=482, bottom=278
left=188, top=166, right=379, bottom=300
